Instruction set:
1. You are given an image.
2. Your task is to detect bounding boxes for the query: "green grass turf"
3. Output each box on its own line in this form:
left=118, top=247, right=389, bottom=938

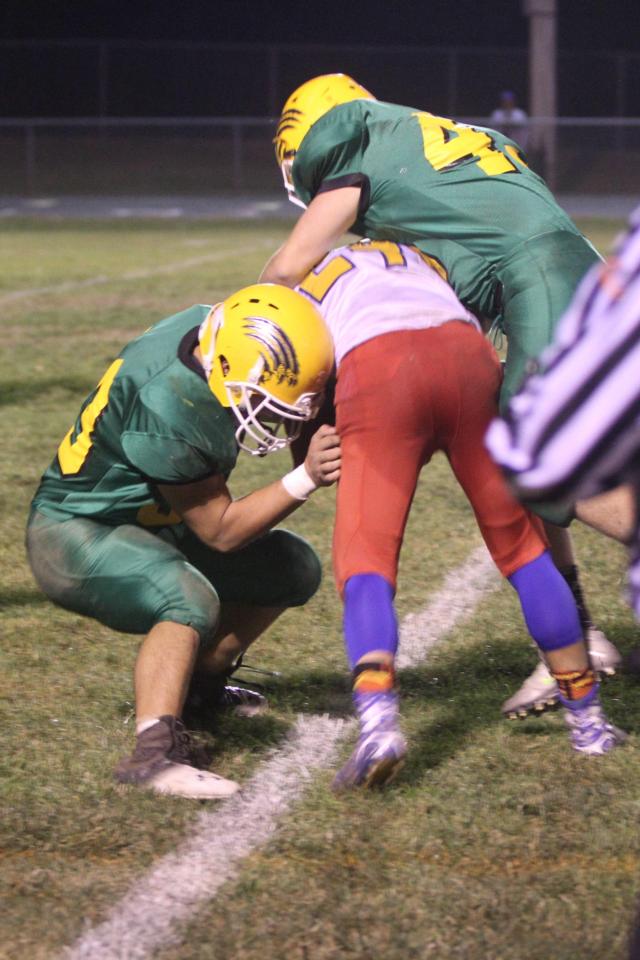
left=2, top=217, right=639, bottom=960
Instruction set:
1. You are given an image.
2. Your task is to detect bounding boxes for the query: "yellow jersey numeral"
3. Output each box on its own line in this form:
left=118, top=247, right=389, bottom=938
left=413, top=112, right=517, bottom=176
left=299, top=255, right=355, bottom=303
left=348, top=240, right=407, bottom=267
left=57, top=359, right=123, bottom=475
left=300, top=241, right=414, bottom=303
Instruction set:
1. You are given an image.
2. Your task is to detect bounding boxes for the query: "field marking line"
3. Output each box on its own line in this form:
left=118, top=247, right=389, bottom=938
left=63, top=544, right=501, bottom=960
left=396, top=546, right=501, bottom=668
left=0, top=241, right=275, bottom=306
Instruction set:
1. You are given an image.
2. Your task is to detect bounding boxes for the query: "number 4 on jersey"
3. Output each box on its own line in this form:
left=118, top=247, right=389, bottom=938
left=413, top=112, right=527, bottom=177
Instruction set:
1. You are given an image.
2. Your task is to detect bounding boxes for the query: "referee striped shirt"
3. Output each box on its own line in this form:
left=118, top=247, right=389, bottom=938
left=487, top=207, right=640, bottom=612
left=487, top=207, right=640, bottom=508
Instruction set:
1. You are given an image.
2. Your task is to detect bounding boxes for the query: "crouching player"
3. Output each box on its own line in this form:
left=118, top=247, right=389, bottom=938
left=295, top=240, right=625, bottom=791
left=26, top=285, right=340, bottom=799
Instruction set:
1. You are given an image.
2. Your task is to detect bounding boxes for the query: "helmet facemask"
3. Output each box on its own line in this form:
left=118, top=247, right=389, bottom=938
left=279, top=156, right=307, bottom=209
left=225, top=377, right=322, bottom=457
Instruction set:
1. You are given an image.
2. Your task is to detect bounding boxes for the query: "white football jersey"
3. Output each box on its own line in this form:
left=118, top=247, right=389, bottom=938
left=296, top=240, right=479, bottom=366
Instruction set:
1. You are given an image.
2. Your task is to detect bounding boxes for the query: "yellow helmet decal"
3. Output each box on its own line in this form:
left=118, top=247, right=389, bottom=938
left=274, top=73, right=376, bottom=165
left=243, top=316, right=300, bottom=388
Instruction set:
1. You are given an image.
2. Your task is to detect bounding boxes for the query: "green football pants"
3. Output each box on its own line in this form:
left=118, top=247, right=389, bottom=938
left=26, top=510, right=321, bottom=643
left=497, top=230, right=600, bottom=413
left=495, top=231, right=600, bottom=527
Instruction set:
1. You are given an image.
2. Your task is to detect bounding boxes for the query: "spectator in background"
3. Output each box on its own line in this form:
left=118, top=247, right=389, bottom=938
left=490, top=90, right=529, bottom=153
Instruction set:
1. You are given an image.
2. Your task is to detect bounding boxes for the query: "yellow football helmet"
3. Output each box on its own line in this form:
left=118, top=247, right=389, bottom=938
left=274, top=73, right=376, bottom=205
left=199, top=283, right=334, bottom=456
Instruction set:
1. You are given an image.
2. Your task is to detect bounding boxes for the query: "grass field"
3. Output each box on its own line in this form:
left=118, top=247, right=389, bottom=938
left=2, top=216, right=640, bottom=960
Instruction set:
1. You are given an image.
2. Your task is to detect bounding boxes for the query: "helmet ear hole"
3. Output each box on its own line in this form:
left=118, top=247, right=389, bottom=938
left=218, top=355, right=230, bottom=376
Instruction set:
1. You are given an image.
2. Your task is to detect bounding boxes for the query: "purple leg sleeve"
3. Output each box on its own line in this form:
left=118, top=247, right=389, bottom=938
left=343, top=573, right=398, bottom=670
left=508, top=551, right=583, bottom=652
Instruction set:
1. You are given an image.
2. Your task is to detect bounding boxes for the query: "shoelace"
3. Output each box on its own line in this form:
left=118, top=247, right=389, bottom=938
left=169, top=723, right=193, bottom=764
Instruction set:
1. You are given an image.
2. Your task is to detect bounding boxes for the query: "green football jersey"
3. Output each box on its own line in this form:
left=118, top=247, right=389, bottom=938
left=32, top=305, right=238, bottom=526
left=292, top=100, right=586, bottom=316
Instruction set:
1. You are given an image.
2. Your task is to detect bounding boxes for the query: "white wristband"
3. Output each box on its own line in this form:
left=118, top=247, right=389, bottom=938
left=281, top=464, right=318, bottom=501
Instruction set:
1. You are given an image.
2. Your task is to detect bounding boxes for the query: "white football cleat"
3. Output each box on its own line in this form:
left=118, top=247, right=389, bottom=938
left=114, top=715, right=239, bottom=799
left=502, top=627, right=622, bottom=719
left=332, top=728, right=407, bottom=793
left=501, top=658, right=558, bottom=719
left=144, top=763, right=239, bottom=799
left=586, top=626, right=622, bottom=676
left=563, top=702, right=627, bottom=755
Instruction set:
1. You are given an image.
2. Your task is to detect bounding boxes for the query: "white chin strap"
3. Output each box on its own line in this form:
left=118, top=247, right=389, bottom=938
left=280, top=161, right=307, bottom=210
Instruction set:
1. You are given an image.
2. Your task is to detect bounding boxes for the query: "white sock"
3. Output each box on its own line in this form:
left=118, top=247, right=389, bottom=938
left=136, top=717, right=161, bottom=735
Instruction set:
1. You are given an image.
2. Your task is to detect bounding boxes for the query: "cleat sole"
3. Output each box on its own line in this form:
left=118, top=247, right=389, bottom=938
left=504, top=698, right=559, bottom=720
left=363, top=755, right=405, bottom=789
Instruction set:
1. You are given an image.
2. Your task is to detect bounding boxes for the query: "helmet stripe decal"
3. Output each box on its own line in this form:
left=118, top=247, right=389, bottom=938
left=243, top=318, right=300, bottom=385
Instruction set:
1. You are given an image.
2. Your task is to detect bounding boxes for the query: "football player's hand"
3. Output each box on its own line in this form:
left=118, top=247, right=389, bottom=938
left=305, top=424, right=341, bottom=487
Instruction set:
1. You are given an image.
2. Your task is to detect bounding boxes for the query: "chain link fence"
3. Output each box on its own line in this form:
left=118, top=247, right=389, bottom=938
left=2, top=116, right=640, bottom=197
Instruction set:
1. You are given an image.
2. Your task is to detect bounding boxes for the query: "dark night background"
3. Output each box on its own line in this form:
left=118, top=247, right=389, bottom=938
left=1, top=1, right=639, bottom=118
left=1, top=1, right=638, bottom=50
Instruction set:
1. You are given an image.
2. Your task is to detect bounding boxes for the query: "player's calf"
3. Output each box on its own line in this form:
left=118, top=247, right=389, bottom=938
left=182, top=661, right=268, bottom=731
left=507, top=552, right=627, bottom=751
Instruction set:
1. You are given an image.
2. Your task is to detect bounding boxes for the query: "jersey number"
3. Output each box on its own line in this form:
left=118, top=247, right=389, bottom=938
left=57, top=359, right=123, bottom=475
left=413, top=112, right=528, bottom=177
left=298, top=240, right=447, bottom=303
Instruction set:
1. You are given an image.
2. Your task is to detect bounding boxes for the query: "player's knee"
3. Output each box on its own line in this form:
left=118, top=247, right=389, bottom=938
left=156, top=565, right=221, bottom=648
left=333, top=541, right=399, bottom=598
left=269, top=530, right=322, bottom=606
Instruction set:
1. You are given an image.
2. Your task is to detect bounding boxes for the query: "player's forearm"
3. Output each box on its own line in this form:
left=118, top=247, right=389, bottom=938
left=259, top=246, right=307, bottom=287
left=196, top=478, right=305, bottom=552
left=260, top=186, right=362, bottom=286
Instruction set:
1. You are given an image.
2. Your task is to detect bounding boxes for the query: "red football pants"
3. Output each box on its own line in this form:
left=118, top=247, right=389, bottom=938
left=333, top=323, right=546, bottom=594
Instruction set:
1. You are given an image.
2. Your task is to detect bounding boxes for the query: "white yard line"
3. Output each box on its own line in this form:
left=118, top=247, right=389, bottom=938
left=64, top=544, right=500, bottom=960
left=396, top=545, right=501, bottom=668
left=0, top=243, right=273, bottom=306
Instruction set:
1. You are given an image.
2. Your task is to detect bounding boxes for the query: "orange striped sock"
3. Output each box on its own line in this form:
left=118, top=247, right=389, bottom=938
left=352, top=661, right=396, bottom=695
left=552, top=666, right=598, bottom=703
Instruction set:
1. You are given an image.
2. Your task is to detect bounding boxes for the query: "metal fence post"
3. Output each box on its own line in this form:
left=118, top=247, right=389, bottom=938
left=25, top=123, right=36, bottom=195
left=447, top=49, right=458, bottom=116
left=267, top=45, right=279, bottom=116
left=232, top=121, right=243, bottom=190
left=524, top=0, right=557, bottom=189
left=615, top=53, right=626, bottom=150
left=98, top=42, right=109, bottom=117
